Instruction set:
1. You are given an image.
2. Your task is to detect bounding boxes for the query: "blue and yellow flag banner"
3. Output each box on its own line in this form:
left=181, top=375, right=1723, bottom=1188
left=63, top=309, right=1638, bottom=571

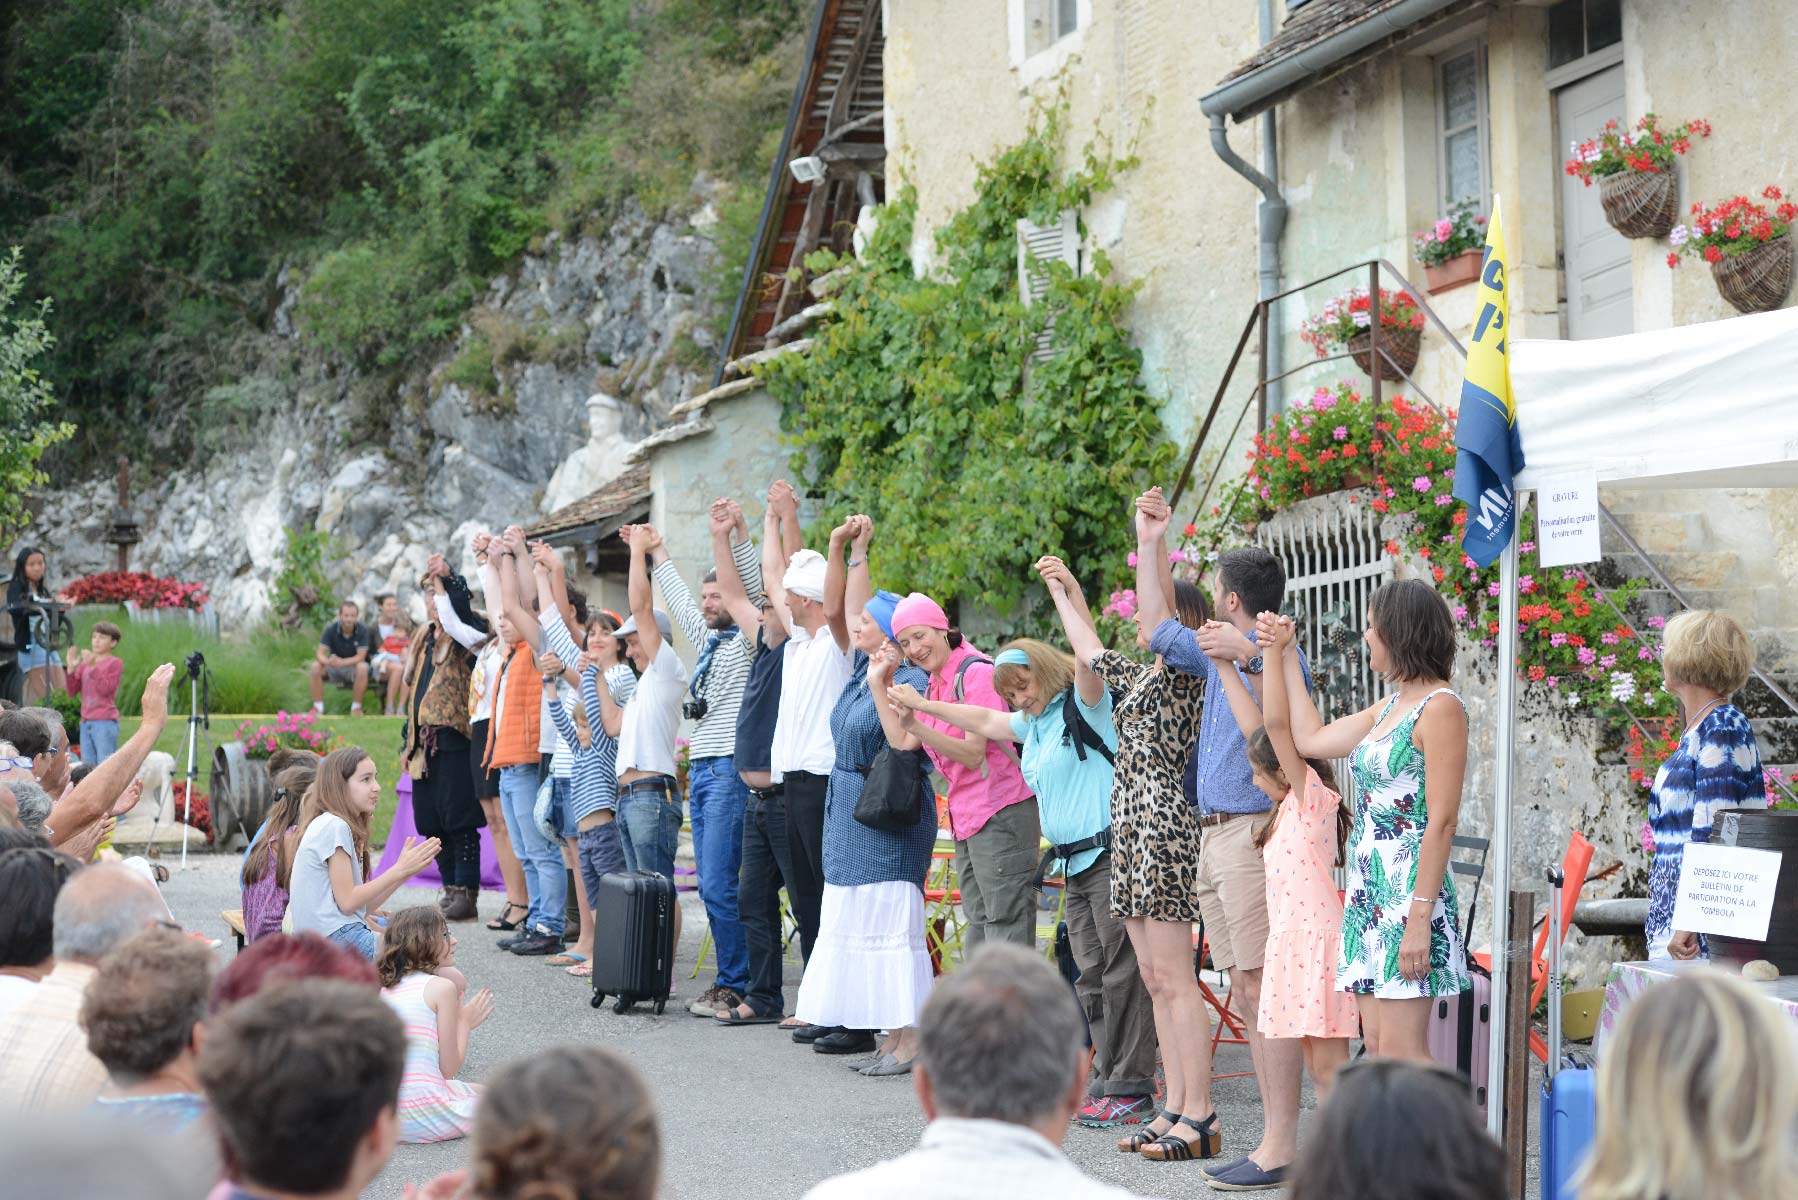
left=1452, top=201, right=1526, bottom=569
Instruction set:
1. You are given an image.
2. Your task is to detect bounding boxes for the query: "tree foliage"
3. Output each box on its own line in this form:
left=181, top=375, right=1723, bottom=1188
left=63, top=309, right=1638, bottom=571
left=755, top=102, right=1176, bottom=634
left=0, top=0, right=802, bottom=461
left=0, top=249, right=76, bottom=542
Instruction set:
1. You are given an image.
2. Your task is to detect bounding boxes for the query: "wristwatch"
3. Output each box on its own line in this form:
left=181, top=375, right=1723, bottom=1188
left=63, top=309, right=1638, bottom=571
left=1242, top=654, right=1265, bottom=675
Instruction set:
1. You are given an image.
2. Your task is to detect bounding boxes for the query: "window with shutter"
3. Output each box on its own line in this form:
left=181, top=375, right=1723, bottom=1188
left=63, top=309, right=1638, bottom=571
left=1016, top=210, right=1081, bottom=359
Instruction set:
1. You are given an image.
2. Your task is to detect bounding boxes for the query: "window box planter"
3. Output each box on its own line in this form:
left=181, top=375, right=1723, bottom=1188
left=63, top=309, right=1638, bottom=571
left=1424, top=248, right=1483, bottom=294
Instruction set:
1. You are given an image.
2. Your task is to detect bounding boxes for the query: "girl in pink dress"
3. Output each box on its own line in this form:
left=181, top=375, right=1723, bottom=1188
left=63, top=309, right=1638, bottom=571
left=1208, top=613, right=1359, bottom=1099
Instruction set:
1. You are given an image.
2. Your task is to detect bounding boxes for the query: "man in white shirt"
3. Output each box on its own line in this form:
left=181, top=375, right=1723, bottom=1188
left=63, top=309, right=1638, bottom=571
left=802, top=943, right=1145, bottom=1200
left=614, top=525, right=690, bottom=907
left=765, top=486, right=853, bottom=991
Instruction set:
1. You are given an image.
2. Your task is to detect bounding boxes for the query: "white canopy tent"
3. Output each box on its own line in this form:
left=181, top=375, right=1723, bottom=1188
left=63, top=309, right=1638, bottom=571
left=1482, top=302, right=1798, bottom=1135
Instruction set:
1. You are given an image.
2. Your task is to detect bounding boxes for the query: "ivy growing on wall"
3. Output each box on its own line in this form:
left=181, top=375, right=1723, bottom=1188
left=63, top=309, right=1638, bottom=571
left=754, top=101, right=1174, bottom=632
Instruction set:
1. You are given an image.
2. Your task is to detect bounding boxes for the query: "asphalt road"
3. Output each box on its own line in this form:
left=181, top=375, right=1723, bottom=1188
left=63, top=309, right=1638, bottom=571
left=161, top=855, right=1339, bottom=1199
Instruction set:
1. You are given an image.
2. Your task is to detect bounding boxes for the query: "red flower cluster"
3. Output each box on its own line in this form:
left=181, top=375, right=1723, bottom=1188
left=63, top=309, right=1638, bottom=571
left=1564, top=114, right=1709, bottom=186
left=1668, top=189, right=1793, bottom=269
left=171, top=781, right=213, bottom=843
left=63, top=571, right=210, bottom=611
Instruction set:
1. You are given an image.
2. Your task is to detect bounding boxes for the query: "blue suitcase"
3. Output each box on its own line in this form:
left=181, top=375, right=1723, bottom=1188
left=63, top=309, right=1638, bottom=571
left=1540, top=866, right=1597, bottom=1200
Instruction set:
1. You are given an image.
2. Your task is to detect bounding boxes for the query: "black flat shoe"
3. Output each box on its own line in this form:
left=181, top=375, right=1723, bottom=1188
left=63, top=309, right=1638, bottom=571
left=812, top=1028, right=877, bottom=1055
left=790, top=1023, right=837, bottom=1044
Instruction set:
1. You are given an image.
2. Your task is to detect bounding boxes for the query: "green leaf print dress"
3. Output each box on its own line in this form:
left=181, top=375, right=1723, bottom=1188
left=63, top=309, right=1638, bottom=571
left=1337, top=688, right=1472, bottom=999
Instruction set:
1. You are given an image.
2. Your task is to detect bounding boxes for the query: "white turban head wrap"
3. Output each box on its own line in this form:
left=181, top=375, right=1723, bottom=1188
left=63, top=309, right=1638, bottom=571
left=783, top=549, right=828, bottom=602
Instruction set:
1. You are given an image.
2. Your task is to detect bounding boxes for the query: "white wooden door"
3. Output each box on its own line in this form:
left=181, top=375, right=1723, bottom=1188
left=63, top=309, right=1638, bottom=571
left=1557, top=65, right=1634, bottom=339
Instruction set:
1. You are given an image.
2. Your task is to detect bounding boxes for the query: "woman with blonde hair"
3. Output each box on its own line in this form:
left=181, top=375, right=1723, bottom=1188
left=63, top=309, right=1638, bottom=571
left=1646, top=610, right=1766, bottom=960
left=1579, top=970, right=1798, bottom=1200
left=889, top=633, right=1158, bottom=1124
left=287, top=746, right=441, bottom=959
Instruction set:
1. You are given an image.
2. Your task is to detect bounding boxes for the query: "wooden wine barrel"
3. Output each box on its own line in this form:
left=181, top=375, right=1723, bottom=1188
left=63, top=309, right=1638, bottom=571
left=210, top=742, right=274, bottom=851
left=1708, top=808, right=1798, bottom=973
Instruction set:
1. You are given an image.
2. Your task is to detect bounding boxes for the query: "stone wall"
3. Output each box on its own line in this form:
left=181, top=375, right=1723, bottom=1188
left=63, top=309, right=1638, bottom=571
left=30, top=196, right=726, bottom=628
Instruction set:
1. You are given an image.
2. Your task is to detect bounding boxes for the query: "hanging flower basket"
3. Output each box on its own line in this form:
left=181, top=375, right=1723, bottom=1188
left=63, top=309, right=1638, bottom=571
left=1598, top=170, right=1679, bottom=239
left=1712, top=233, right=1794, bottom=314
left=1348, top=324, right=1421, bottom=381
left=1668, top=188, right=1797, bottom=314
left=1424, top=249, right=1483, bottom=294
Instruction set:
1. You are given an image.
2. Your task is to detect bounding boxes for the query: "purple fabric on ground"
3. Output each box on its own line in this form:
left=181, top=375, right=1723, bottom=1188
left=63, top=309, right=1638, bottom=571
left=376, top=775, right=507, bottom=890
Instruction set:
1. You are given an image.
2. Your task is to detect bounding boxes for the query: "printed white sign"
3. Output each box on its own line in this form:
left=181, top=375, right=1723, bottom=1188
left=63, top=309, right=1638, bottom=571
left=1535, top=470, right=1602, bottom=567
left=1670, top=842, right=1783, bottom=942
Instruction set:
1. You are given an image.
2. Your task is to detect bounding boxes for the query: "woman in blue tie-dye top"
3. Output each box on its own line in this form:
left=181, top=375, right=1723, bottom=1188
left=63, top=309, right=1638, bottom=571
left=1646, top=611, right=1767, bottom=961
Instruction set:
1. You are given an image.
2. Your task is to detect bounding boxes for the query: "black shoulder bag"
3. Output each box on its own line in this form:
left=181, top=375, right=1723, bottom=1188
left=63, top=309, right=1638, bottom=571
left=853, top=745, right=928, bottom=832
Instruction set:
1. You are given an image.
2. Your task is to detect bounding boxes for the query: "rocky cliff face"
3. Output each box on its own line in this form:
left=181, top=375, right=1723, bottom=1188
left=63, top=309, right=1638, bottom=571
left=32, top=194, right=726, bottom=625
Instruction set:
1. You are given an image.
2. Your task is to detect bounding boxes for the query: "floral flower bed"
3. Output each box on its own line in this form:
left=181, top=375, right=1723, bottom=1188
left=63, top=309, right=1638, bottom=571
left=65, top=571, right=210, bottom=611
left=1563, top=114, right=1709, bottom=184
left=1197, top=380, right=1696, bottom=789
left=235, top=710, right=337, bottom=760
left=1666, top=186, right=1795, bottom=267
left=171, top=781, right=212, bottom=843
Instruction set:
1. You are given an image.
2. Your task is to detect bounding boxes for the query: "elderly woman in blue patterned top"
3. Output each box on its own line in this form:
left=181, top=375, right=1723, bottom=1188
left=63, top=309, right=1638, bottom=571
left=790, top=515, right=939, bottom=1075
left=1646, top=610, right=1767, bottom=961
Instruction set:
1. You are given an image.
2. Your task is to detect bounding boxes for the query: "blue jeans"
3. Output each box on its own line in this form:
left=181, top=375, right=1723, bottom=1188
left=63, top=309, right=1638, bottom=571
left=577, top=819, right=628, bottom=911
left=81, top=719, right=119, bottom=766
left=618, top=777, right=682, bottom=881
left=498, top=762, right=565, bottom=936
left=328, top=921, right=379, bottom=960
left=689, top=755, right=749, bottom=993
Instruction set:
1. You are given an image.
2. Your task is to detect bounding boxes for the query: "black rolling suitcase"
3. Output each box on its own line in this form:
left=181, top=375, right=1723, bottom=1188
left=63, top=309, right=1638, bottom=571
left=590, top=870, right=676, bottom=1015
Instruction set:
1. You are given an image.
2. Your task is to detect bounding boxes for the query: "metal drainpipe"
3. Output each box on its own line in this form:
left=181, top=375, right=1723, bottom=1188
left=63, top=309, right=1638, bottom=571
left=1208, top=0, right=1288, bottom=417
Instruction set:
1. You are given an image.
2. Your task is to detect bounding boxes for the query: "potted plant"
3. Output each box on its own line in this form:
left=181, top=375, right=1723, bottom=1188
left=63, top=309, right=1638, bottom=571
left=1667, top=187, right=1795, bottom=314
left=1563, top=114, right=1710, bottom=239
left=1299, top=287, right=1426, bottom=381
left=1414, top=201, right=1487, bottom=293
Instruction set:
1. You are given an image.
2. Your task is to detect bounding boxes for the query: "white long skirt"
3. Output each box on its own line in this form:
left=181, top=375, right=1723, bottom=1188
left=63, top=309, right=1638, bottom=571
left=794, top=880, right=934, bottom=1030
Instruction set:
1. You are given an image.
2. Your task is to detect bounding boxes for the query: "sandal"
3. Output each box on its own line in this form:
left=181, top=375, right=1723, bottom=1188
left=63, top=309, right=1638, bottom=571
left=1138, top=1113, right=1222, bottom=1162
left=1118, top=1110, right=1181, bottom=1153
left=714, top=1006, right=783, bottom=1025
left=486, top=901, right=529, bottom=931
left=564, top=963, right=593, bottom=978
left=545, top=952, right=588, bottom=966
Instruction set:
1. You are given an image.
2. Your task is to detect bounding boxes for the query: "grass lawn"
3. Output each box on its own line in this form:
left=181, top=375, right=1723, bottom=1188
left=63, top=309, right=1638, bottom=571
left=120, top=714, right=407, bottom=847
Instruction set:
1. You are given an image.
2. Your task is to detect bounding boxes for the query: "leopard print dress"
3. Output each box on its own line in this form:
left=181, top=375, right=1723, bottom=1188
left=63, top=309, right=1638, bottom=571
left=1092, top=650, right=1206, bottom=922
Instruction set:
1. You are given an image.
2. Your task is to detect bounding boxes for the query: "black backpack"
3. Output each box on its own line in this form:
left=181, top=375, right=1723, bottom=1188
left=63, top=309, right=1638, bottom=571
left=1060, top=685, right=1116, bottom=766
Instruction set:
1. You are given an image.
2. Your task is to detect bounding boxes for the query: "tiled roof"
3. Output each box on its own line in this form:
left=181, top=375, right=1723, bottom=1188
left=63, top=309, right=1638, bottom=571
left=1222, top=0, right=1407, bottom=83
left=527, top=463, right=651, bottom=541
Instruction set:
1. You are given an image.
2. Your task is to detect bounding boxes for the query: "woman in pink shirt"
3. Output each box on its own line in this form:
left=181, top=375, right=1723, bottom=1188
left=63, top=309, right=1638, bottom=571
left=891, top=593, right=1038, bottom=948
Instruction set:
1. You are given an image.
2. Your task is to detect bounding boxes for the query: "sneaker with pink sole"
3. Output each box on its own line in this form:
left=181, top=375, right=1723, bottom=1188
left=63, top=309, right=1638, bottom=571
left=1075, top=1094, right=1155, bottom=1128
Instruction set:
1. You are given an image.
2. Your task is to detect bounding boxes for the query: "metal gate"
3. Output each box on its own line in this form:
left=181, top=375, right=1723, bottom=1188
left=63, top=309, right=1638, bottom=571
left=1256, top=501, right=1394, bottom=798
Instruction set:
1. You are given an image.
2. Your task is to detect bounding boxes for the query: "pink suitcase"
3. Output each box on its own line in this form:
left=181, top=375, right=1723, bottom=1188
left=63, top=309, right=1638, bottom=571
left=1426, top=964, right=1492, bottom=1114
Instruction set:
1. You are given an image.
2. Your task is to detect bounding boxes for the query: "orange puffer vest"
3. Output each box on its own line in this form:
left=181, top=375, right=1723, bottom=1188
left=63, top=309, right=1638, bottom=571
left=483, top=641, right=543, bottom=770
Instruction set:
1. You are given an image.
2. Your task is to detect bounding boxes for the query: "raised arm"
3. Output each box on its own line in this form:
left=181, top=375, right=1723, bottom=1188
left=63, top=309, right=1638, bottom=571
left=822, top=517, right=854, bottom=652
left=1261, top=613, right=1381, bottom=759
left=1037, top=556, right=1104, bottom=667
left=1133, top=487, right=1173, bottom=630
left=729, top=500, right=766, bottom=605
left=712, top=505, right=766, bottom=635
left=1255, top=615, right=1312, bottom=789
left=47, top=663, right=176, bottom=845
left=624, top=524, right=663, bottom=662
left=1207, top=645, right=1266, bottom=740
left=496, top=528, right=541, bottom=647
left=649, top=534, right=706, bottom=650
left=761, top=483, right=797, bottom=643
left=844, top=515, right=873, bottom=624
left=772, top=479, right=804, bottom=559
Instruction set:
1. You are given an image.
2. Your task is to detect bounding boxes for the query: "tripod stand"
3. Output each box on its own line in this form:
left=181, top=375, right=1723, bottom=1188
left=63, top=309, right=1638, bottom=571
left=176, top=653, right=210, bottom=870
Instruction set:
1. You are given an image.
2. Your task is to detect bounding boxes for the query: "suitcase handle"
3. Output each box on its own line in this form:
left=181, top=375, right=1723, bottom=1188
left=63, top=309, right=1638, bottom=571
left=1546, top=866, right=1565, bottom=1080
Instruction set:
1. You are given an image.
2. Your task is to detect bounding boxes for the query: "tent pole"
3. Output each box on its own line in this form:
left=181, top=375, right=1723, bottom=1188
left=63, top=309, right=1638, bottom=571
left=1484, top=521, right=1521, bottom=1137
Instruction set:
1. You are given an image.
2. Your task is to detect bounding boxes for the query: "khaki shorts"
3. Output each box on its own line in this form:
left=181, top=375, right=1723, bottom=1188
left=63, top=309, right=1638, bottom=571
left=1194, top=811, right=1271, bottom=973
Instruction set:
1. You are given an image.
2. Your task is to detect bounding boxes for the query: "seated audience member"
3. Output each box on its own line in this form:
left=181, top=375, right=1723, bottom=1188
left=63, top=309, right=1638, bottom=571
left=803, top=943, right=1144, bottom=1200
left=462, top=1045, right=660, bottom=1200
left=1578, top=970, right=1798, bottom=1200
left=376, top=906, right=491, bottom=1143
left=9, top=778, right=52, bottom=835
left=1287, top=1060, right=1504, bottom=1200
left=83, top=926, right=214, bottom=1128
left=369, top=593, right=412, bottom=716
left=239, top=749, right=322, bottom=942
left=64, top=621, right=124, bottom=766
left=0, top=837, right=76, bottom=1019
left=209, top=931, right=379, bottom=1012
left=198, top=980, right=407, bottom=1200
left=0, top=1119, right=205, bottom=1200
left=0, top=709, right=66, bottom=795
left=311, top=601, right=373, bottom=717
left=0, top=862, right=168, bottom=1110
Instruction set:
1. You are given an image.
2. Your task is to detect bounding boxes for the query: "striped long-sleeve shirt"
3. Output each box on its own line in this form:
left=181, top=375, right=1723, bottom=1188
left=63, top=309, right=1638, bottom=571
left=652, top=536, right=764, bottom=761
left=541, top=610, right=636, bottom=821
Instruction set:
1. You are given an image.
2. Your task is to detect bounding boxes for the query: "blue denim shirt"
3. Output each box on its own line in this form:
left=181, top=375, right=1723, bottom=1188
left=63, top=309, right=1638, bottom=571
left=1151, top=619, right=1312, bottom=816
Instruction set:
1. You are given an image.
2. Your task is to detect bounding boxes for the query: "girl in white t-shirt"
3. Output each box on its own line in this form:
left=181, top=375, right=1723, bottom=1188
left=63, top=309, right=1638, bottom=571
left=289, top=746, right=440, bottom=959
